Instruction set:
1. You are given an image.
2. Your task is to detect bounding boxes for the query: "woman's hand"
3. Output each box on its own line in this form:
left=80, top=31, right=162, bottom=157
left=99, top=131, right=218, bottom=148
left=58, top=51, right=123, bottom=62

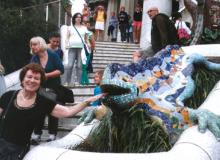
left=51, top=93, right=107, bottom=118
left=85, top=93, right=107, bottom=104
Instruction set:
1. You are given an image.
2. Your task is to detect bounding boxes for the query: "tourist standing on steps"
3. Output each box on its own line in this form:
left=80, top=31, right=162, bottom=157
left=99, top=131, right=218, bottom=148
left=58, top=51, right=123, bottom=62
left=118, top=6, right=129, bottom=42
left=83, top=16, right=96, bottom=73
left=0, top=63, right=106, bottom=160
left=127, top=14, right=133, bottom=43
left=107, top=11, right=118, bottom=42
left=93, top=5, right=107, bottom=41
left=65, top=12, right=89, bottom=86
left=147, top=7, right=179, bottom=53
left=29, top=36, right=64, bottom=144
left=132, top=4, right=142, bottom=44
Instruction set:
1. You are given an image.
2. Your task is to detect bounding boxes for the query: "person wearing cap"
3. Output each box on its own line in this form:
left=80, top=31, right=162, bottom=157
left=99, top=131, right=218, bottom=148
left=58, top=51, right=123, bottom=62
left=93, top=5, right=107, bottom=41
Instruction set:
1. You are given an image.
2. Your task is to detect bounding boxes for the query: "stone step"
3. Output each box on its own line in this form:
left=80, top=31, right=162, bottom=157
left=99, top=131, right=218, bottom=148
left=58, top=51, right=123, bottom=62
left=32, top=108, right=91, bottom=144
left=47, top=117, right=79, bottom=131
left=95, top=50, right=135, bottom=55
left=95, top=47, right=139, bottom=51
left=92, top=59, right=131, bottom=64
left=93, top=53, right=133, bottom=58
left=72, top=86, right=94, bottom=95
left=96, top=41, right=139, bottom=48
left=93, top=56, right=132, bottom=61
left=92, top=63, right=129, bottom=69
left=93, top=67, right=108, bottom=72
left=37, top=107, right=98, bottom=143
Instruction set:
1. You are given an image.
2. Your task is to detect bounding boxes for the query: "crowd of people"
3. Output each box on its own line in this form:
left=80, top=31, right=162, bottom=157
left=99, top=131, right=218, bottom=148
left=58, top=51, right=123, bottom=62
left=115, top=4, right=143, bottom=43
left=84, top=1, right=191, bottom=48
left=0, top=2, right=194, bottom=159
left=81, top=3, right=144, bottom=44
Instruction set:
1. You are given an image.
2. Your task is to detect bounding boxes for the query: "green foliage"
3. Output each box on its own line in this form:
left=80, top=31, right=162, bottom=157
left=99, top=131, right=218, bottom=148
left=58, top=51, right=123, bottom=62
left=74, top=107, right=171, bottom=153
left=61, top=0, right=71, bottom=9
left=201, top=27, right=220, bottom=43
left=185, top=64, right=220, bottom=109
left=0, top=7, right=58, bottom=74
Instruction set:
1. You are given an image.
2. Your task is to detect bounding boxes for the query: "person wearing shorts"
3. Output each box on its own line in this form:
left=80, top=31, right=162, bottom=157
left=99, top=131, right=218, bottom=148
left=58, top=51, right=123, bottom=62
left=93, top=5, right=106, bottom=41
left=132, top=4, right=142, bottom=44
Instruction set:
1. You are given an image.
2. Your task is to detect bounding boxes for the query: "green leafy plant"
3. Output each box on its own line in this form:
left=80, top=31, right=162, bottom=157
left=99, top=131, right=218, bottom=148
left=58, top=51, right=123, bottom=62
left=185, top=64, right=220, bottom=109
left=74, top=107, right=171, bottom=153
left=201, top=27, right=220, bottom=43
left=0, top=7, right=58, bottom=74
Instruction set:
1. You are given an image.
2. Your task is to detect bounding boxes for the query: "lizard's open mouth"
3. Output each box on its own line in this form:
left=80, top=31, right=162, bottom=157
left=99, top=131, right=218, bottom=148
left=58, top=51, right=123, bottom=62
left=100, top=84, right=131, bottom=96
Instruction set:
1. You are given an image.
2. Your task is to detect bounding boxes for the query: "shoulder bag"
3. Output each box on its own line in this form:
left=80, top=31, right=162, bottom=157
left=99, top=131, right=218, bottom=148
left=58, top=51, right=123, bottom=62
left=73, top=26, right=90, bottom=85
left=73, top=26, right=90, bottom=58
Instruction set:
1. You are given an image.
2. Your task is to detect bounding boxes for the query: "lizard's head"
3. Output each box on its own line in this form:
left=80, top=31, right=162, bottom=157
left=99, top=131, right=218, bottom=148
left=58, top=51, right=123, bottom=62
left=101, top=67, right=138, bottom=111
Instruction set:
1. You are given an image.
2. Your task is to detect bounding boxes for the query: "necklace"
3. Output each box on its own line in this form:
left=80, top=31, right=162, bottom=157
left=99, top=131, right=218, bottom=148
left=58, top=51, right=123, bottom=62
left=16, top=90, right=37, bottom=109
left=19, top=90, right=36, bottom=101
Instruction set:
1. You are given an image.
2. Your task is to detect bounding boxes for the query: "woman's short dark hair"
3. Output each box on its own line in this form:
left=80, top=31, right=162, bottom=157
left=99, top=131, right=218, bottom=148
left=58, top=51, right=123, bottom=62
left=72, top=12, right=83, bottom=25
left=19, top=63, right=45, bottom=87
left=49, top=32, right=60, bottom=39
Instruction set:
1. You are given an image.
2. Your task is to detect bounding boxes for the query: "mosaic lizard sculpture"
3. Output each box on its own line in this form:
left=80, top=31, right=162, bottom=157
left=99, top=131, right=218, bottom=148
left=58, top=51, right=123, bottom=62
left=80, top=45, right=220, bottom=142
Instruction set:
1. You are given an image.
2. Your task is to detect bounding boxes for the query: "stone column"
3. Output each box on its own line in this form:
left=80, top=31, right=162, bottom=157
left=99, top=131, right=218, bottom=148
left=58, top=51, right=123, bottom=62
left=140, top=0, right=172, bottom=49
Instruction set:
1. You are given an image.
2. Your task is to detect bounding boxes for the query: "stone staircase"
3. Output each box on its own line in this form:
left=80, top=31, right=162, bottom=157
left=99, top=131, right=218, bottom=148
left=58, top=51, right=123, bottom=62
left=73, top=41, right=139, bottom=102
left=40, top=41, right=140, bottom=141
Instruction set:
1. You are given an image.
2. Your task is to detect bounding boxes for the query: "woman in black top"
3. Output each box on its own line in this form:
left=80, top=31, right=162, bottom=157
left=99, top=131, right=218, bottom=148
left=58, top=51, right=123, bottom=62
left=0, top=63, right=105, bottom=160
left=118, top=6, right=128, bottom=42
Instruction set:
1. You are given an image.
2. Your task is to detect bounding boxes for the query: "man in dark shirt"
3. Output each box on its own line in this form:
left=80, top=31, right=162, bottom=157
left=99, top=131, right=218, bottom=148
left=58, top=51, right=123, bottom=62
left=147, top=7, right=179, bottom=53
left=118, top=6, right=129, bottom=42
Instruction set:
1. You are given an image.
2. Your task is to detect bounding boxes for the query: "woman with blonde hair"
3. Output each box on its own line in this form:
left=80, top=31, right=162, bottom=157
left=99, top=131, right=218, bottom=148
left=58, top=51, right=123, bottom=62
left=29, top=36, right=64, bottom=143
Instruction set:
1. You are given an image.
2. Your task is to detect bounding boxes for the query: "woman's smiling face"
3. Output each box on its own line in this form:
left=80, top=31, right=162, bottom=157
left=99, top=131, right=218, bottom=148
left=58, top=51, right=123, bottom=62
left=22, top=70, right=41, bottom=92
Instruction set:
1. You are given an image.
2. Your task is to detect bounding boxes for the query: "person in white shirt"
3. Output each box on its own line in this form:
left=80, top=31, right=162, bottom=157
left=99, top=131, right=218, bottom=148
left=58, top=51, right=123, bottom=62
left=65, top=12, right=89, bottom=86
